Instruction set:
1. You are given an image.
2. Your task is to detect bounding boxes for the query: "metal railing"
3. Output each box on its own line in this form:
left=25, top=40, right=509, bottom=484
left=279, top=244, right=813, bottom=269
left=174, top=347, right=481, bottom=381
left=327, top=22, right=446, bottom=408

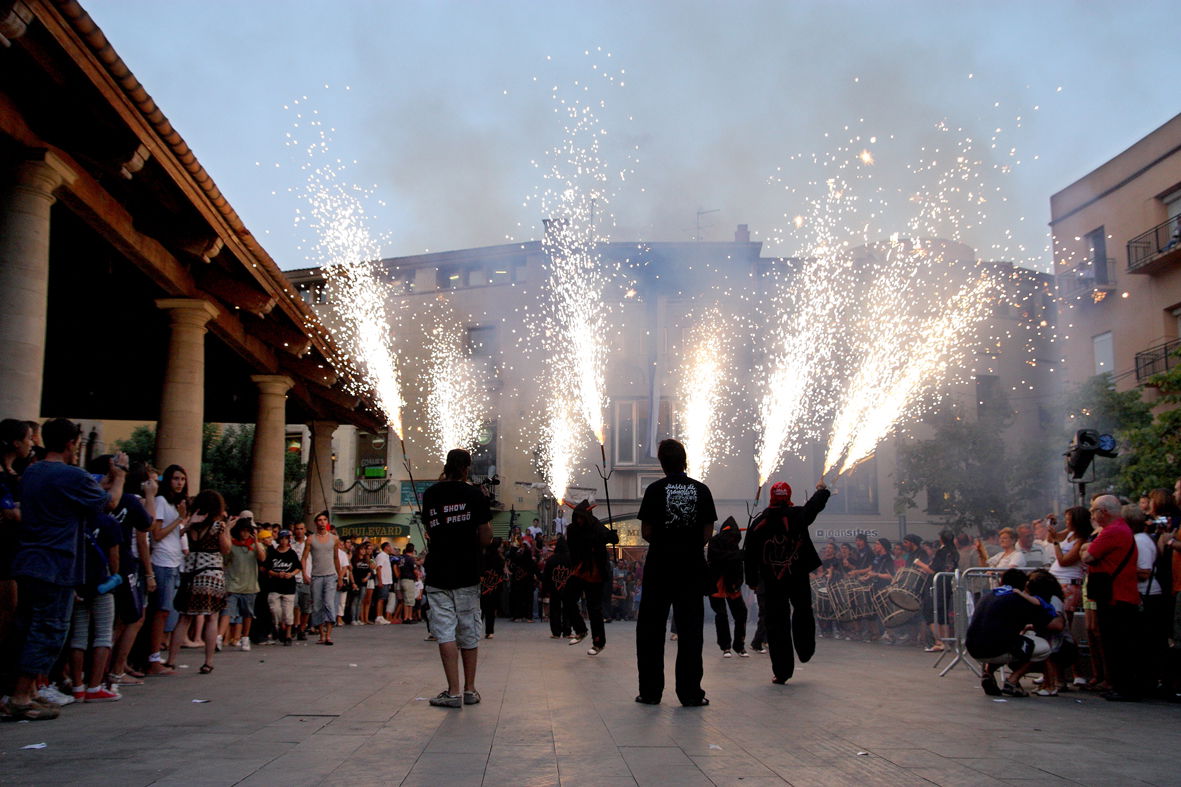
left=1055, top=257, right=1116, bottom=300
left=1127, top=215, right=1181, bottom=272
left=1134, top=338, right=1181, bottom=383
left=332, top=479, right=399, bottom=510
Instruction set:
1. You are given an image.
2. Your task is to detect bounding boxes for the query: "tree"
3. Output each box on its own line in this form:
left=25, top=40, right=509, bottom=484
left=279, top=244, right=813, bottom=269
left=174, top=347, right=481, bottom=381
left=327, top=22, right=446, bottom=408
left=1057, top=373, right=1153, bottom=497
left=1120, top=350, right=1181, bottom=495
left=895, top=417, right=1013, bottom=535
left=115, top=425, right=157, bottom=465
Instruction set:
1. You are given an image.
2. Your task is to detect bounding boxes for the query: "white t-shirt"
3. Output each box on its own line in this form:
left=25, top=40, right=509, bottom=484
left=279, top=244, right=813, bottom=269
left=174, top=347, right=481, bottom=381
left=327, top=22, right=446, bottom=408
left=1048, top=534, right=1084, bottom=583
left=987, top=550, right=1025, bottom=570
left=1134, top=532, right=1162, bottom=596
left=152, top=496, right=184, bottom=569
left=553, top=515, right=568, bottom=535
left=1019, top=544, right=1048, bottom=568
left=374, top=550, right=393, bottom=585
left=337, top=548, right=349, bottom=576
left=292, top=539, right=307, bottom=582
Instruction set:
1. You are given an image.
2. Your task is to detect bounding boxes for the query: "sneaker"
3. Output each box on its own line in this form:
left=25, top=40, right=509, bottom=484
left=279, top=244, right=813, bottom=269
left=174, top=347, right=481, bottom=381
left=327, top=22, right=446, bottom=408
left=375, top=617, right=390, bottom=625
left=463, top=689, right=481, bottom=705
left=71, top=686, right=86, bottom=702
left=38, top=685, right=75, bottom=706
left=722, top=650, right=733, bottom=659
left=587, top=644, right=604, bottom=656
left=296, top=630, right=307, bottom=641
left=568, top=633, right=587, bottom=645
left=736, top=651, right=750, bottom=658
left=84, top=685, right=121, bottom=703
left=980, top=673, right=1002, bottom=696
left=751, top=645, right=767, bottom=654
left=428, top=691, right=462, bottom=708
left=240, top=639, right=252, bottom=652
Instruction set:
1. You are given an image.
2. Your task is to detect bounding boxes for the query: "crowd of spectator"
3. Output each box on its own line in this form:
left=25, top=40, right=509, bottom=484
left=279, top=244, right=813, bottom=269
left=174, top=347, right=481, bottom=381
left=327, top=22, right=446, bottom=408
left=0, top=418, right=429, bottom=722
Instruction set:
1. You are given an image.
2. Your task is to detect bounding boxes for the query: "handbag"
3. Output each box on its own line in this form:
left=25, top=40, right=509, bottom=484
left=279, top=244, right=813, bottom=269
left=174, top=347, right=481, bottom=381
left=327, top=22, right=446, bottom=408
left=1085, top=541, right=1135, bottom=605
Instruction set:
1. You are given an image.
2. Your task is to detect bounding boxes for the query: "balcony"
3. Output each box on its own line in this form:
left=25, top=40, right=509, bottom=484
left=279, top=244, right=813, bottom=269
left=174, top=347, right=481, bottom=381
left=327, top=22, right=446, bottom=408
left=1135, top=338, right=1181, bottom=385
left=1055, top=257, right=1117, bottom=302
left=333, top=479, right=400, bottom=513
left=1127, top=216, right=1181, bottom=274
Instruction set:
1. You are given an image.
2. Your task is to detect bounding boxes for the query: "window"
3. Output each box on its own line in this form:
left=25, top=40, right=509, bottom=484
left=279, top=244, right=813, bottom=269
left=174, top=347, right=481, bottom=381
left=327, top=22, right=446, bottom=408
left=437, top=267, right=462, bottom=289
left=471, top=420, right=498, bottom=481
left=1093, top=331, right=1114, bottom=375
left=1085, top=227, right=1108, bottom=284
left=975, top=374, right=1003, bottom=419
left=811, top=446, right=878, bottom=514
left=398, top=269, right=415, bottom=293
left=487, top=260, right=525, bottom=285
left=637, top=473, right=664, bottom=497
left=613, top=399, right=673, bottom=466
left=355, top=430, right=388, bottom=480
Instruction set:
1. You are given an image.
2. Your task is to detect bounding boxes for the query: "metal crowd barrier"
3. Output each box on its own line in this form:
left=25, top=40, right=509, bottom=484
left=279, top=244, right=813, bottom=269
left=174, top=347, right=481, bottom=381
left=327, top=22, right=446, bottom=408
left=930, top=566, right=1040, bottom=679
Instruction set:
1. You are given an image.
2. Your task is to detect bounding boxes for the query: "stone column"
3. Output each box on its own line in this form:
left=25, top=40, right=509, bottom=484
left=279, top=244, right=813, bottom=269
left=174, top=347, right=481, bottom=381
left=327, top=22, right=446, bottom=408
left=0, top=151, right=77, bottom=421
left=304, top=420, right=337, bottom=525
left=248, top=375, right=294, bottom=523
left=155, top=299, right=218, bottom=490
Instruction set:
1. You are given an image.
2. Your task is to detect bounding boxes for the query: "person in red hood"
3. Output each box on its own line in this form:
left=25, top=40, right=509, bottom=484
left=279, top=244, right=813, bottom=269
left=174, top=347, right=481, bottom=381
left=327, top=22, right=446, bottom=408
left=707, top=517, right=747, bottom=658
left=744, top=479, right=829, bottom=685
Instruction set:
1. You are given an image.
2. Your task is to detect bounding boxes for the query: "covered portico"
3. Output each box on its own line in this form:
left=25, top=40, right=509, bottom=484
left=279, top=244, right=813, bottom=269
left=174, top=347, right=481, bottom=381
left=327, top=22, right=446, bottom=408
left=0, top=0, right=383, bottom=522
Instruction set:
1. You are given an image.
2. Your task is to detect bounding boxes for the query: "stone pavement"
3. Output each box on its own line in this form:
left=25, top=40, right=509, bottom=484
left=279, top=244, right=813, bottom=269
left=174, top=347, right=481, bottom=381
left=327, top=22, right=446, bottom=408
left=0, top=620, right=1175, bottom=786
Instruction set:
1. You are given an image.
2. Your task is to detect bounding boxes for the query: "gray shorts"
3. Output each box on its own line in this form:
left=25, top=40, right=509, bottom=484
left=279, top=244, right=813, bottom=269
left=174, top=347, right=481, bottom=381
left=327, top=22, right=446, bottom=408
left=425, top=585, right=481, bottom=649
left=296, top=582, right=312, bottom=614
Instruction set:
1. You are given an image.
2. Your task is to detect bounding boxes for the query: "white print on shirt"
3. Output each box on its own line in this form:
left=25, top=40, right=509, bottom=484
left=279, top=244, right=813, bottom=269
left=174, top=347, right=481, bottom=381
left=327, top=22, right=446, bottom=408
left=664, top=484, right=697, bottom=528
left=427, top=505, right=472, bottom=528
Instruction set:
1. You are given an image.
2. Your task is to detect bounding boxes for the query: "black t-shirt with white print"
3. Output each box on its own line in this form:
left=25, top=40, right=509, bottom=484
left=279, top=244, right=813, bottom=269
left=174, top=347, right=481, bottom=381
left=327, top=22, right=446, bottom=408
left=265, top=546, right=302, bottom=595
left=637, top=473, right=717, bottom=574
left=421, top=480, right=492, bottom=591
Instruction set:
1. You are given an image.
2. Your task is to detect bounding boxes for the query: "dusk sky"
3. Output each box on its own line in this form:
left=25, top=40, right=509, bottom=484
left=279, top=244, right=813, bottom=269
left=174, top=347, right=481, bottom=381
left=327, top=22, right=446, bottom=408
left=86, top=1, right=1178, bottom=271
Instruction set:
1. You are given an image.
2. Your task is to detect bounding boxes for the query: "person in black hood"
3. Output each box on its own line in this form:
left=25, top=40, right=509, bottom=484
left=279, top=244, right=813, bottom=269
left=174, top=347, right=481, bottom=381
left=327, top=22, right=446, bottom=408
left=707, top=517, right=747, bottom=658
left=743, top=478, right=829, bottom=685
left=542, top=535, right=573, bottom=639
left=507, top=538, right=536, bottom=622
left=565, top=499, right=618, bottom=654
left=479, top=538, right=504, bottom=639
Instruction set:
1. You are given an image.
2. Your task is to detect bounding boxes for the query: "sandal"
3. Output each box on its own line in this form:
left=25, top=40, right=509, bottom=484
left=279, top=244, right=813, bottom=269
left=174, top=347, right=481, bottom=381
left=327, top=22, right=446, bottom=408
left=1, top=698, right=59, bottom=721
left=1035, top=688, right=1058, bottom=697
left=198, top=664, right=214, bottom=674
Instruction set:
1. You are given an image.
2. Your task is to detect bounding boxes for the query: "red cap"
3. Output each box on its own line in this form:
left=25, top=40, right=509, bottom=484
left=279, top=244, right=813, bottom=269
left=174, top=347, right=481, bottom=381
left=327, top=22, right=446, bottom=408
left=769, top=482, right=792, bottom=505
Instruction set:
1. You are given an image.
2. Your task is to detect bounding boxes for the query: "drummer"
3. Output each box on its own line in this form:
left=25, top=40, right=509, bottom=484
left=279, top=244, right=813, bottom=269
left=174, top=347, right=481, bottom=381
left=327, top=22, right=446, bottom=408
left=851, top=538, right=895, bottom=640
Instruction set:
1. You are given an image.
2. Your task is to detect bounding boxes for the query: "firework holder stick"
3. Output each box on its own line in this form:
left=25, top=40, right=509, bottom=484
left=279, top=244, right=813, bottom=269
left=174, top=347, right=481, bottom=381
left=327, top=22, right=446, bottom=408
left=596, top=442, right=615, bottom=531
left=400, top=437, right=422, bottom=514
left=745, top=484, right=763, bottom=527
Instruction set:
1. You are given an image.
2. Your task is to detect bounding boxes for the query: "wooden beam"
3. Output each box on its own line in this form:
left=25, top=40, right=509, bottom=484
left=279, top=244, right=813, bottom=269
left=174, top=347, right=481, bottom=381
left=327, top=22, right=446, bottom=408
left=280, top=354, right=339, bottom=388
left=195, top=265, right=277, bottom=317
left=251, top=317, right=313, bottom=358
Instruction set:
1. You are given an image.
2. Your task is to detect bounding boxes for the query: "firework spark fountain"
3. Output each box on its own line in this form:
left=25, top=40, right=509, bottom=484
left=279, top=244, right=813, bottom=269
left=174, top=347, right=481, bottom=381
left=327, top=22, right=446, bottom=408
left=424, top=317, right=489, bottom=463
left=289, top=97, right=405, bottom=436
left=676, top=306, right=732, bottom=481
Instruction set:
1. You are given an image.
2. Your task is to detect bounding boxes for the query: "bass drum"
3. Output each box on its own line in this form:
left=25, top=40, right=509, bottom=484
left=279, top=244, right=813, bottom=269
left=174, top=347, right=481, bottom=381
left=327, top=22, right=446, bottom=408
left=887, top=566, right=928, bottom=611
left=811, top=576, right=836, bottom=621
left=874, top=589, right=916, bottom=627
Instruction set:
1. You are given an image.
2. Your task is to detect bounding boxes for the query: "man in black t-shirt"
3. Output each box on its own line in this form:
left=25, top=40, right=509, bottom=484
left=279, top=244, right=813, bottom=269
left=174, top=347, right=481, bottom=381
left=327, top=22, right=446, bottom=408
left=421, top=449, right=492, bottom=709
left=965, top=568, right=1055, bottom=696
left=744, top=478, right=829, bottom=684
left=634, top=439, right=717, bottom=706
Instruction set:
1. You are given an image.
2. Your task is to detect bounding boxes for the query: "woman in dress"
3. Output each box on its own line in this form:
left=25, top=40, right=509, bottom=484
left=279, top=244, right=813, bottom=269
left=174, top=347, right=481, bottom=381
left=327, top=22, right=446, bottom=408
left=168, top=491, right=232, bottom=674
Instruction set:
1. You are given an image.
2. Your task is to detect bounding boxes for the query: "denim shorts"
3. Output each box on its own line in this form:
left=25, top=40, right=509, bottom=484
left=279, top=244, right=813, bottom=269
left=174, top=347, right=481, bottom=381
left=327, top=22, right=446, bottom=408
left=226, top=592, right=256, bottom=623
left=424, top=585, right=481, bottom=649
left=71, top=592, right=116, bottom=650
left=152, top=564, right=180, bottom=612
left=14, top=577, right=75, bottom=676
left=374, top=583, right=391, bottom=603
left=295, top=582, right=312, bottom=613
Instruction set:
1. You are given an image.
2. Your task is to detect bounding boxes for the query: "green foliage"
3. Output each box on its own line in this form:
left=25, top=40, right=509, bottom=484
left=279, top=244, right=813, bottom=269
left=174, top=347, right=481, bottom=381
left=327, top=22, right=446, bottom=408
left=895, top=417, right=1013, bottom=534
left=1057, top=373, right=1153, bottom=495
left=1120, top=351, right=1181, bottom=496
left=283, top=449, right=307, bottom=527
left=114, top=425, right=156, bottom=465
left=202, top=424, right=254, bottom=515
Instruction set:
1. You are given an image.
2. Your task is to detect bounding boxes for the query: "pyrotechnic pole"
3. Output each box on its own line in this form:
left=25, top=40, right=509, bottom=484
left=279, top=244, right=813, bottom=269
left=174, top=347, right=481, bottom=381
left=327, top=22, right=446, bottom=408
left=745, top=483, right=763, bottom=527
left=400, top=436, right=422, bottom=513
left=596, top=442, right=615, bottom=527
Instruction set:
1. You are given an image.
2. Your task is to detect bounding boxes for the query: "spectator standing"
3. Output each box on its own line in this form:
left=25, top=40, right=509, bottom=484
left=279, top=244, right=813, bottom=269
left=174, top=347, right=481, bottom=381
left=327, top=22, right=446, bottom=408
left=0, top=419, right=34, bottom=650
left=168, top=491, right=232, bottom=674
left=108, top=462, right=155, bottom=687
left=977, top=527, right=1024, bottom=570
left=1154, top=481, right=1181, bottom=697
left=336, top=539, right=353, bottom=626
left=67, top=504, right=123, bottom=703
left=290, top=522, right=311, bottom=640
left=373, top=542, right=393, bottom=624
left=635, top=439, right=715, bottom=705
left=1017, top=523, right=1048, bottom=567
left=398, top=544, right=419, bottom=624
left=148, top=464, right=189, bottom=675
left=421, top=449, right=492, bottom=709
left=1082, top=495, right=1140, bottom=701
left=223, top=518, right=265, bottom=651
left=914, top=529, right=958, bottom=653
left=1125, top=505, right=1167, bottom=696
left=3, top=419, right=124, bottom=720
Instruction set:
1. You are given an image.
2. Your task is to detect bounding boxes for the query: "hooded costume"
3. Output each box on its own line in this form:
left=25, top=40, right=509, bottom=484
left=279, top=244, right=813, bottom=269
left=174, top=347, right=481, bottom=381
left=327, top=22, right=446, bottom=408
left=743, top=483, right=830, bottom=683
left=707, top=516, right=748, bottom=654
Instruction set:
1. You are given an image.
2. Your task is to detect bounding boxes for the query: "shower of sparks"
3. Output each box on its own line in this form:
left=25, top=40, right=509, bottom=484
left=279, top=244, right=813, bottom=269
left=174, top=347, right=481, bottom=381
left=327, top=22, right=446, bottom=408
left=526, top=53, right=634, bottom=498
left=676, top=307, right=731, bottom=480
left=825, top=256, right=999, bottom=475
left=288, top=95, right=404, bottom=436
left=424, top=317, right=489, bottom=463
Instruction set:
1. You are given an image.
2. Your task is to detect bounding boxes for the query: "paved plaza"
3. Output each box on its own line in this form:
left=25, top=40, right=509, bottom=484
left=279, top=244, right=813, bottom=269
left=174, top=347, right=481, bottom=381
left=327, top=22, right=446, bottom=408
left=0, top=621, right=1174, bottom=786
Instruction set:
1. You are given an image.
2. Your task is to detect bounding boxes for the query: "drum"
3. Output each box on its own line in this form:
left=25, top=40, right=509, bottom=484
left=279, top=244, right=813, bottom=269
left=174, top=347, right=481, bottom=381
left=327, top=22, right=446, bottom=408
left=887, top=566, right=928, bottom=611
left=874, top=589, right=916, bottom=627
left=846, top=582, right=873, bottom=619
left=811, top=577, right=836, bottom=621
left=829, top=578, right=853, bottom=621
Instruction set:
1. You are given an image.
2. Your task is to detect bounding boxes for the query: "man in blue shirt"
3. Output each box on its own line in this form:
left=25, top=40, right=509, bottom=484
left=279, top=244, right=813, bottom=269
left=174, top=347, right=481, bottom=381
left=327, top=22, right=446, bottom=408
left=3, top=419, right=124, bottom=721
